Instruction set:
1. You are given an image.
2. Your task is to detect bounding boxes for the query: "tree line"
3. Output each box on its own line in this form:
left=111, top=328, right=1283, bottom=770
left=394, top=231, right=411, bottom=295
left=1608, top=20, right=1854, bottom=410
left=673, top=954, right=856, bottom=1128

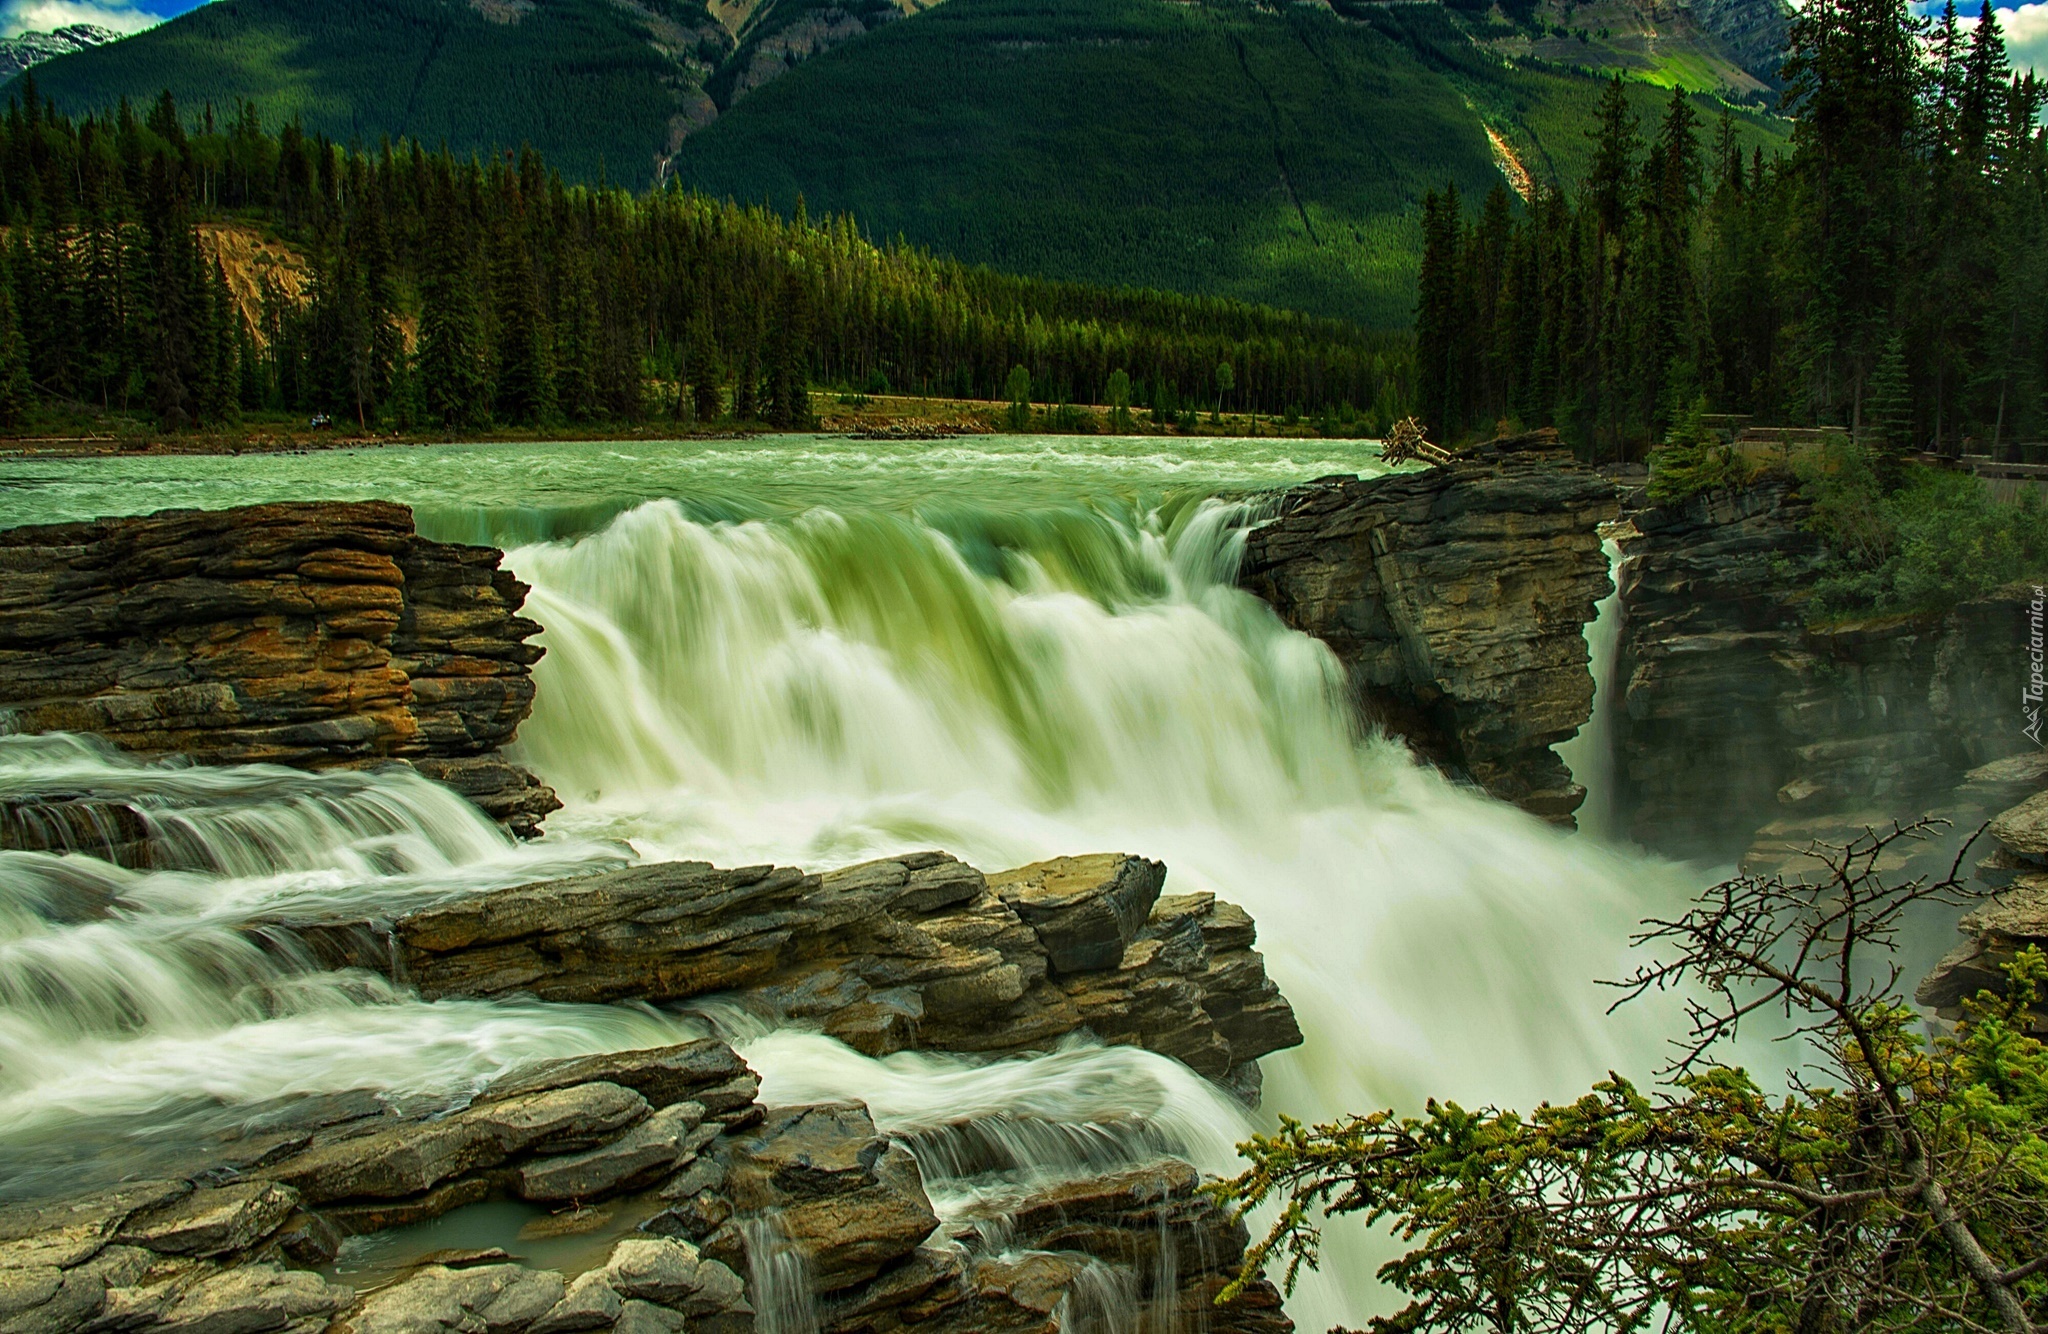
left=0, top=74, right=1411, bottom=433
left=1415, top=0, right=2047, bottom=459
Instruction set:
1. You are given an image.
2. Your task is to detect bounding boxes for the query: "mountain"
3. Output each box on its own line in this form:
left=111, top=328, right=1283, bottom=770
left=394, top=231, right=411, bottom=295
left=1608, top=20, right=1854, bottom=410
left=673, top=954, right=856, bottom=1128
left=0, top=23, right=118, bottom=83
left=13, top=0, right=1787, bottom=323
left=662, top=0, right=1785, bottom=322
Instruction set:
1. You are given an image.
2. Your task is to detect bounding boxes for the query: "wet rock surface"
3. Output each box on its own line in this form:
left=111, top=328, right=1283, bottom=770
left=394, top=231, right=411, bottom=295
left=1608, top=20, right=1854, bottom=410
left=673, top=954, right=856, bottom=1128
left=0, top=501, right=558, bottom=836
left=1, top=1036, right=1289, bottom=1332
left=292, top=851, right=1301, bottom=1084
left=1240, top=430, right=1618, bottom=822
left=1, top=846, right=1301, bottom=1331
left=1920, top=760, right=2048, bottom=1036
left=1615, top=481, right=2026, bottom=861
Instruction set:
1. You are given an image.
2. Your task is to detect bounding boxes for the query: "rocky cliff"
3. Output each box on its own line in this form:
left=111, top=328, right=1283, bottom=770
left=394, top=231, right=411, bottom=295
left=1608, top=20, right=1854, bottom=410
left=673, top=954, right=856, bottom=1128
left=288, top=849, right=1303, bottom=1099
left=1615, top=482, right=2026, bottom=860
left=1919, top=757, right=2048, bottom=1038
left=1239, top=430, right=1619, bottom=821
left=0, top=502, right=559, bottom=835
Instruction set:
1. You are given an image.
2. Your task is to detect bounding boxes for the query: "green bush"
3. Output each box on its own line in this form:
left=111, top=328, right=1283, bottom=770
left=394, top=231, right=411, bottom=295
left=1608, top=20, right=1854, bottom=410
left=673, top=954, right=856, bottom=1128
left=1797, top=443, right=2048, bottom=616
left=1644, top=398, right=1751, bottom=504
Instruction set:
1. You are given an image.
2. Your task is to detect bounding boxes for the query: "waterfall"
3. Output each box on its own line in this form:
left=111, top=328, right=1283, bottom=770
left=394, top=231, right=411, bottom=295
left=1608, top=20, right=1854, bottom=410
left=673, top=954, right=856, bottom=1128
left=5, top=443, right=1705, bottom=1330
left=507, top=496, right=1700, bottom=1330
left=0, top=732, right=681, bottom=1177
left=1559, top=537, right=1626, bottom=842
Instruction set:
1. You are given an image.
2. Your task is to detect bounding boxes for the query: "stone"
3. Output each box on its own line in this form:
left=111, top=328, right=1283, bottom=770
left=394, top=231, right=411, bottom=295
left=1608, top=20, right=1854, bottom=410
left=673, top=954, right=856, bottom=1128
left=0, top=1180, right=190, bottom=1265
left=337, top=1263, right=566, bottom=1334
left=611, top=1300, right=686, bottom=1334
left=116, top=1181, right=300, bottom=1257
left=1918, top=873, right=2048, bottom=1034
left=1240, top=431, right=1617, bottom=821
left=295, top=854, right=1301, bottom=1076
left=482, top=1041, right=752, bottom=1113
left=1990, top=791, right=2048, bottom=860
left=603, top=1237, right=703, bottom=1306
left=1610, top=479, right=2028, bottom=859
left=719, top=1104, right=940, bottom=1292
left=989, top=854, right=1165, bottom=973
left=0, top=502, right=558, bottom=836
left=517, top=1102, right=703, bottom=1203
left=263, top=1082, right=646, bottom=1204
left=133, top=1260, right=354, bottom=1333
left=529, top=1270, right=622, bottom=1333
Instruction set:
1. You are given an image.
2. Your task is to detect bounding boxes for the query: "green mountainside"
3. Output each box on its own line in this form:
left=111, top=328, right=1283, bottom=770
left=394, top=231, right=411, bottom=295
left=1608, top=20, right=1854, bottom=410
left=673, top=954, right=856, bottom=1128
left=667, top=0, right=1780, bottom=323
left=14, top=0, right=1786, bottom=324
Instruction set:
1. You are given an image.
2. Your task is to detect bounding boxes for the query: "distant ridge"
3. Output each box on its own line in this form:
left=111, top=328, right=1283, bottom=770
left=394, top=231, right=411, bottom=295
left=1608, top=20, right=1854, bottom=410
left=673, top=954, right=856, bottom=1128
left=0, top=23, right=119, bottom=83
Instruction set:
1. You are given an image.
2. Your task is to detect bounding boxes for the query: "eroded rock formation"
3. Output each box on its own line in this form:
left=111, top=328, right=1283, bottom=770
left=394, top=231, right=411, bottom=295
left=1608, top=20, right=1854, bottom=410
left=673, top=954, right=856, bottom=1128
left=1240, top=430, right=1619, bottom=821
left=0, top=502, right=559, bottom=835
left=1615, top=482, right=2026, bottom=860
left=288, top=850, right=1302, bottom=1095
left=1919, top=755, right=2048, bottom=1037
left=0, top=1037, right=1292, bottom=1332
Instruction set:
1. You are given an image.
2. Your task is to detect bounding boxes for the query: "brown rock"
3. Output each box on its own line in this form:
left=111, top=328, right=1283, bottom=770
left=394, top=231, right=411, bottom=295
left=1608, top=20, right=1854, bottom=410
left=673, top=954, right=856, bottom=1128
left=0, top=501, right=558, bottom=835
left=1241, top=431, right=1617, bottom=821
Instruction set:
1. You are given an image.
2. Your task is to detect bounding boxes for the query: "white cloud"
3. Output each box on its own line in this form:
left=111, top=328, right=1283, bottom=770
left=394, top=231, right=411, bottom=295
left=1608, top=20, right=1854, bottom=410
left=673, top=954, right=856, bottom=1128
left=1908, top=2, right=2048, bottom=78
left=1990, top=1, right=2048, bottom=76
left=1, top=0, right=175, bottom=38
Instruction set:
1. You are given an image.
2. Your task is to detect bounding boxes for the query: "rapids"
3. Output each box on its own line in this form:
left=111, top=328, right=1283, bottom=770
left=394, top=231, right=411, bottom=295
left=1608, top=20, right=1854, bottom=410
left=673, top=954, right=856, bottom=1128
left=0, top=436, right=1697, bottom=1329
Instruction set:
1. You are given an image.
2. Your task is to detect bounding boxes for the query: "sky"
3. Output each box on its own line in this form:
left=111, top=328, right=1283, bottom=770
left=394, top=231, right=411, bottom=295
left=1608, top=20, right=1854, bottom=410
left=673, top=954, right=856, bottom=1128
left=4, top=0, right=2046, bottom=76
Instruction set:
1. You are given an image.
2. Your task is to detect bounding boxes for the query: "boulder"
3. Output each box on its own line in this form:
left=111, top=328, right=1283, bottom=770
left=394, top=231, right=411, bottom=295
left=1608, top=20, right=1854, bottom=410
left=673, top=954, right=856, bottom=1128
left=338, top=1262, right=566, bottom=1334
left=716, top=1104, right=940, bottom=1292
left=517, top=1103, right=703, bottom=1203
left=990, top=854, right=1164, bottom=973
left=114, top=1181, right=300, bottom=1257
left=1989, top=791, right=2048, bottom=861
left=289, top=852, right=1302, bottom=1078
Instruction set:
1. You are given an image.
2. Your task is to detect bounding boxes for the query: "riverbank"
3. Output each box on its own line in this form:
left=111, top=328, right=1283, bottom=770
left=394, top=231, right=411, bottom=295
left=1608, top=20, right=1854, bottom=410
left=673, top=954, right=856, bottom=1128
left=0, top=394, right=1374, bottom=459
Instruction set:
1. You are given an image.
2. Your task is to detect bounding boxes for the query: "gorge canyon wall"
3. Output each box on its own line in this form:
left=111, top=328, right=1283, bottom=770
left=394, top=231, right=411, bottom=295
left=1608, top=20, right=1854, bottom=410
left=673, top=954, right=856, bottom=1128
left=1239, top=430, right=1619, bottom=822
left=1613, top=481, right=2027, bottom=861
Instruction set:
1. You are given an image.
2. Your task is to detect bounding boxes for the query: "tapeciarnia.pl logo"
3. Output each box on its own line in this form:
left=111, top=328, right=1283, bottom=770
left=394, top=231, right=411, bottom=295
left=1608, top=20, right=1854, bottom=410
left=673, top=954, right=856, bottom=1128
left=2028, top=585, right=2046, bottom=746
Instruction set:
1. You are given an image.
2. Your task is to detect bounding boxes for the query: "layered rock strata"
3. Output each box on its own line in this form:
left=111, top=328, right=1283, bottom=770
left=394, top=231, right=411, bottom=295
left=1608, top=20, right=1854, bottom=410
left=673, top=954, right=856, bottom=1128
left=0, top=502, right=559, bottom=835
left=1240, top=430, right=1619, bottom=820
left=1616, top=481, right=2027, bottom=860
left=0, top=1037, right=1291, bottom=1333
left=1919, top=758, right=2048, bottom=1037
left=288, top=850, right=1303, bottom=1094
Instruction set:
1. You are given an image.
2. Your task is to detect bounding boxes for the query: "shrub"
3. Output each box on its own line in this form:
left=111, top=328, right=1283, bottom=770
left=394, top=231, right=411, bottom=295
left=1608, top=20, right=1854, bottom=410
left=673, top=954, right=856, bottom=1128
left=1798, top=442, right=2048, bottom=616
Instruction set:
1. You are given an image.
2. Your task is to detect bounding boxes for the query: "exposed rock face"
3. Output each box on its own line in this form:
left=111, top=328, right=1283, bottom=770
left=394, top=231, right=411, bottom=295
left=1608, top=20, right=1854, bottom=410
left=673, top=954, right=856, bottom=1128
left=0, top=1037, right=1290, bottom=1333
left=0, top=502, right=559, bottom=835
left=1240, top=431, right=1619, bottom=821
left=1920, top=759, right=2048, bottom=1037
left=290, top=851, right=1302, bottom=1087
left=1687, top=0, right=1793, bottom=85
left=1616, top=482, right=2027, bottom=860
left=0, top=24, right=119, bottom=83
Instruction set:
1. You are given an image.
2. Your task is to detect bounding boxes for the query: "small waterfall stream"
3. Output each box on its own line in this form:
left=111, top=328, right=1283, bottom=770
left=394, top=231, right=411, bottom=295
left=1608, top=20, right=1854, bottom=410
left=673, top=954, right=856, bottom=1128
left=1559, top=536, right=1626, bottom=842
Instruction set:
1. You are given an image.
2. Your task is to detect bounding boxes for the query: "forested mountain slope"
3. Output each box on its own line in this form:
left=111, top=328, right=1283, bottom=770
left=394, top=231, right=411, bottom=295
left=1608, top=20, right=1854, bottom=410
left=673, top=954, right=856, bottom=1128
left=667, top=0, right=1779, bottom=322
left=13, top=0, right=1785, bottom=323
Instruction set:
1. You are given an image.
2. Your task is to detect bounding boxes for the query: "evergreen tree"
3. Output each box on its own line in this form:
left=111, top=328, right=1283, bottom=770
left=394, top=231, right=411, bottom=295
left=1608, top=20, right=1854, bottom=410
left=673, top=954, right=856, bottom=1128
left=1865, top=330, right=1913, bottom=485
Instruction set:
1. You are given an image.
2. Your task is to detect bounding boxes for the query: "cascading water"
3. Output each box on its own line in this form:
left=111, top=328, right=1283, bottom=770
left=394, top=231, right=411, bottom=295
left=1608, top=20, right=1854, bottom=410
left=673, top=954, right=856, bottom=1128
left=0, top=732, right=687, bottom=1196
left=2, top=439, right=1707, bottom=1330
left=505, top=491, right=1700, bottom=1330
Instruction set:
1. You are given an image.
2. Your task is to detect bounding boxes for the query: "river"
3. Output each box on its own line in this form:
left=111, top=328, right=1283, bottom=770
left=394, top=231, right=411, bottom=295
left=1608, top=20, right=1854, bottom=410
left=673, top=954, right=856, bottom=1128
left=0, top=435, right=1696, bottom=1329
